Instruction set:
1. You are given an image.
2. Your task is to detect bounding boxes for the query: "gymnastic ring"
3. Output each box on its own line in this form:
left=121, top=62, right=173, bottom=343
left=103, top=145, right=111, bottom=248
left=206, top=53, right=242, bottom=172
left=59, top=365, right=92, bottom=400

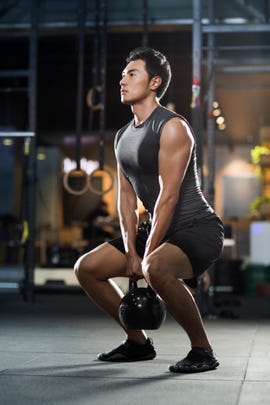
left=88, top=168, right=114, bottom=196
left=86, top=86, right=103, bottom=111
left=63, top=169, right=89, bottom=196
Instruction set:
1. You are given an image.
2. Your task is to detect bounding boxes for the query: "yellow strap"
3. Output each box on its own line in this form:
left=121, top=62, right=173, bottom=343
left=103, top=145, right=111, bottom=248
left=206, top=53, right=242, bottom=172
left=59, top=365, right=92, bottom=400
left=21, top=220, right=29, bottom=243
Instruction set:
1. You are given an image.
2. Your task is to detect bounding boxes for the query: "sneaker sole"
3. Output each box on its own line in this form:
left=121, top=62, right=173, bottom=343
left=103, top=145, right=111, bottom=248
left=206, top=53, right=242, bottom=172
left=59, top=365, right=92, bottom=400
left=98, top=353, right=156, bottom=362
left=169, top=360, right=220, bottom=373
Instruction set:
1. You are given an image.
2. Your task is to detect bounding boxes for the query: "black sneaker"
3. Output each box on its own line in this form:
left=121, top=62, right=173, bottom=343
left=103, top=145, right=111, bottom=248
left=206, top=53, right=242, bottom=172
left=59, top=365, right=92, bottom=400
left=97, top=338, right=156, bottom=362
left=169, top=347, right=219, bottom=373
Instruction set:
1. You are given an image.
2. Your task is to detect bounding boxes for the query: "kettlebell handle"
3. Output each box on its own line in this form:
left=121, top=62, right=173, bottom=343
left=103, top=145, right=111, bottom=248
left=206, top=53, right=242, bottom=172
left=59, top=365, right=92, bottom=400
left=128, top=279, right=156, bottom=297
left=129, top=279, right=138, bottom=291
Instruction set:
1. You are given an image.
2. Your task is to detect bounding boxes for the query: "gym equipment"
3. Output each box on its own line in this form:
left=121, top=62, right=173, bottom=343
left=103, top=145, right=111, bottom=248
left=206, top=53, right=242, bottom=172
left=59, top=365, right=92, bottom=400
left=88, top=0, right=113, bottom=196
left=0, top=1, right=38, bottom=301
left=63, top=169, right=89, bottom=196
left=119, top=280, right=166, bottom=330
left=86, top=85, right=102, bottom=111
left=46, top=244, right=79, bottom=268
left=88, top=167, right=113, bottom=195
left=63, top=0, right=88, bottom=196
left=142, top=0, right=149, bottom=47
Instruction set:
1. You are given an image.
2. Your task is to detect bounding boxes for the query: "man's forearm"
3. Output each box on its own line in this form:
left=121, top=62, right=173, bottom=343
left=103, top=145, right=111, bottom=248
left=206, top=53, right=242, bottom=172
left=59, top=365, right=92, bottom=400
left=118, top=193, right=139, bottom=256
left=144, top=194, right=177, bottom=257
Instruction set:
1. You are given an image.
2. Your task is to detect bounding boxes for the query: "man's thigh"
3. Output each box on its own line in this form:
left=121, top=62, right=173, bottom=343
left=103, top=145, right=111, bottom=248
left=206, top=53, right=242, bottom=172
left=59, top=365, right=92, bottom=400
left=146, top=242, right=195, bottom=280
left=79, top=241, right=128, bottom=280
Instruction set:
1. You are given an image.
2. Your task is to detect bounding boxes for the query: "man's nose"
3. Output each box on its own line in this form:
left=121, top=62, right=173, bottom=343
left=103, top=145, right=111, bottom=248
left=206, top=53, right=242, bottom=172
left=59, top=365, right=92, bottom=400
left=120, top=76, right=126, bottom=86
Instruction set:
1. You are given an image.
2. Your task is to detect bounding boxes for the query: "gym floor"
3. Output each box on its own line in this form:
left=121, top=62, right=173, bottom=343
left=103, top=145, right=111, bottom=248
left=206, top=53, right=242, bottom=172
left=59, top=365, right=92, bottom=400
left=0, top=290, right=270, bottom=405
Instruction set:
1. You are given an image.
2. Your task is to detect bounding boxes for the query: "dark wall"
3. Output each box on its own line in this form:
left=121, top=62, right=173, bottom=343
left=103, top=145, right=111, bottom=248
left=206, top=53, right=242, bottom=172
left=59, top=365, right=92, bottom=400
left=0, top=31, right=192, bottom=140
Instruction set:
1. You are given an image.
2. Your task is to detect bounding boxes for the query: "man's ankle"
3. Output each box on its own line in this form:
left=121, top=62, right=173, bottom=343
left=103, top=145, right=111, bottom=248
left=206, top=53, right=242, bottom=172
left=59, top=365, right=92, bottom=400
left=127, top=336, right=148, bottom=345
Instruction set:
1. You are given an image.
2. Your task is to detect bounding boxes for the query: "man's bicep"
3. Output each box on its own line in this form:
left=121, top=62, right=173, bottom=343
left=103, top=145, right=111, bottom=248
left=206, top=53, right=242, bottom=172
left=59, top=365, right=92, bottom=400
left=159, top=119, right=193, bottom=187
left=117, top=165, right=135, bottom=194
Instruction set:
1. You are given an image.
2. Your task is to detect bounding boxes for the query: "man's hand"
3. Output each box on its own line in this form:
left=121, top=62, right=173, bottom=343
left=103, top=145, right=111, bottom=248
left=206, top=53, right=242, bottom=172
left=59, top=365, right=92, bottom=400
left=126, top=254, right=144, bottom=281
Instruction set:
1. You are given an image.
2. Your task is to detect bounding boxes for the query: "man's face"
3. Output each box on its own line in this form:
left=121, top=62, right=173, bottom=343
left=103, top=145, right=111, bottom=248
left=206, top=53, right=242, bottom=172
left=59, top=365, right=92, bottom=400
left=119, top=59, right=152, bottom=105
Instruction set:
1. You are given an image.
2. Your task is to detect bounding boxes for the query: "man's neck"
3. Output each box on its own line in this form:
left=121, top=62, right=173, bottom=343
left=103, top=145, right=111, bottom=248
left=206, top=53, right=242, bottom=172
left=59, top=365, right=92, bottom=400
left=131, top=99, right=160, bottom=127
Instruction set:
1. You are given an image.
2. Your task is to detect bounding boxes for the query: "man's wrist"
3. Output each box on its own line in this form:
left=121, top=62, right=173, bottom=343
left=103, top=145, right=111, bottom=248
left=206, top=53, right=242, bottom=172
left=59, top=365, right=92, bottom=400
left=125, top=249, right=138, bottom=259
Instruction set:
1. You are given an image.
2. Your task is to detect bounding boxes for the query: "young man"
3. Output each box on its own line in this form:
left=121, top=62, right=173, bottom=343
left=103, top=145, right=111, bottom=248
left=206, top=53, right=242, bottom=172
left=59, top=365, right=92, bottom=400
left=74, top=47, right=224, bottom=373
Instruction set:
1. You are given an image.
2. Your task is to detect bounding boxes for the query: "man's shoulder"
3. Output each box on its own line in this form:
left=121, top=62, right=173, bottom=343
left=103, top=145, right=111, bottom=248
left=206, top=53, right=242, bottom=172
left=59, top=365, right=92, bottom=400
left=150, top=106, right=182, bottom=135
left=157, top=106, right=193, bottom=126
left=114, top=120, right=132, bottom=146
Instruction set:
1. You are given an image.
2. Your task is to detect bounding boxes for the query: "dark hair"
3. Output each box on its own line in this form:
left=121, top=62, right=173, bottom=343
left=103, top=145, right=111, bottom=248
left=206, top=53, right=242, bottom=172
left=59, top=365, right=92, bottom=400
left=126, top=47, right=172, bottom=99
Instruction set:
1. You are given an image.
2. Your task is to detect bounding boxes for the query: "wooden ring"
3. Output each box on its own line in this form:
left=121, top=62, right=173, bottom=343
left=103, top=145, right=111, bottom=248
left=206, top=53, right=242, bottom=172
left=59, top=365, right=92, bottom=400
left=86, top=85, right=103, bottom=110
left=88, top=168, right=114, bottom=195
left=63, top=169, right=89, bottom=196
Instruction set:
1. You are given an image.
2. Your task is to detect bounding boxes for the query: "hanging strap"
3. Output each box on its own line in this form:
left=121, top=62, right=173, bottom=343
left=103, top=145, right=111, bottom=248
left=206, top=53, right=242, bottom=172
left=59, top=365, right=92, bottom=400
left=63, top=0, right=88, bottom=196
left=75, top=0, right=86, bottom=171
left=98, top=0, right=107, bottom=171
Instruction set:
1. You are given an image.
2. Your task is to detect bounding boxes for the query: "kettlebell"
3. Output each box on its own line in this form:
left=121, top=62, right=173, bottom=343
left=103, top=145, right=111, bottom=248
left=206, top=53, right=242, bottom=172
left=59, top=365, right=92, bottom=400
left=119, top=280, right=166, bottom=330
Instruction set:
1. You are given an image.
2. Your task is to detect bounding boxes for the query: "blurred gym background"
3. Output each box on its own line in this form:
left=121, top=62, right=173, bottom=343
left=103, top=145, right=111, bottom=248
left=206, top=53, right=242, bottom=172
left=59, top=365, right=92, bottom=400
left=1, top=0, right=270, bottom=318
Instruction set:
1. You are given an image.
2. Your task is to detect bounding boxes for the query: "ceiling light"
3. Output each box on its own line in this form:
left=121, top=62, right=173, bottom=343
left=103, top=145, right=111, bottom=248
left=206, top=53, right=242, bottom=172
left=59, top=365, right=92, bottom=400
left=3, top=138, right=13, bottom=146
left=213, top=108, right=221, bottom=117
left=216, top=116, right=225, bottom=125
left=218, top=123, right=226, bottom=130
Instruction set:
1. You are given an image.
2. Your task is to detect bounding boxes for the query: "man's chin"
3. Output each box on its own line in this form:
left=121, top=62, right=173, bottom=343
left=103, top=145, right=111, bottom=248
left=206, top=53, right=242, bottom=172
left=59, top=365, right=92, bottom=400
left=121, top=98, right=132, bottom=105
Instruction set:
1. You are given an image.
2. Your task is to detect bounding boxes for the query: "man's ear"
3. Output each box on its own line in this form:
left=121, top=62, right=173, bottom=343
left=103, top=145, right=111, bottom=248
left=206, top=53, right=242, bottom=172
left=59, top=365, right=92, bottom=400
left=150, top=76, right=162, bottom=91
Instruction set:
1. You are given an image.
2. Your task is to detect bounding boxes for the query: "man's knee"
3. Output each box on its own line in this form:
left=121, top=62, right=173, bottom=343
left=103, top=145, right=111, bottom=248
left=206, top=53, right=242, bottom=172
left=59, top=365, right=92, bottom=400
left=74, top=252, right=97, bottom=285
left=74, top=243, right=126, bottom=286
left=142, top=254, right=167, bottom=288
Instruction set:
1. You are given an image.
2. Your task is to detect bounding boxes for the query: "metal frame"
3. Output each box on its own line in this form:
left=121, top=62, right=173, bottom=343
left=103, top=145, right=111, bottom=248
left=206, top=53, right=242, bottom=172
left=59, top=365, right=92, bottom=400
left=192, top=0, right=270, bottom=205
left=0, top=132, right=35, bottom=137
left=21, top=0, right=38, bottom=302
left=205, top=0, right=215, bottom=207
left=191, top=0, right=203, bottom=188
left=0, top=0, right=38, bottom=301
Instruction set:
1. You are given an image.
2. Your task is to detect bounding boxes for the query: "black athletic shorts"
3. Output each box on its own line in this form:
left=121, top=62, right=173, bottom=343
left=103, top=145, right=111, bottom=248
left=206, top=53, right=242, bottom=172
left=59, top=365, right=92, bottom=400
left=108, top=213, right=224, bottom=288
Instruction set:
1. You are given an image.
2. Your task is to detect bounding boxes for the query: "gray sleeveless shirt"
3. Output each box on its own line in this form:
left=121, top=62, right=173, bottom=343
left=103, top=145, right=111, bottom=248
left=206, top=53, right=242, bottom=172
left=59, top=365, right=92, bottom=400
left=114, top=105, right=213, bottom=233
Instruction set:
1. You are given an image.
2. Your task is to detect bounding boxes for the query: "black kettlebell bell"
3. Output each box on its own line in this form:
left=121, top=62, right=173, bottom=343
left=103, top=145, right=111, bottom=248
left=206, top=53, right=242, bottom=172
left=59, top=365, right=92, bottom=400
left=119, top=280, right=166, bottom=330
